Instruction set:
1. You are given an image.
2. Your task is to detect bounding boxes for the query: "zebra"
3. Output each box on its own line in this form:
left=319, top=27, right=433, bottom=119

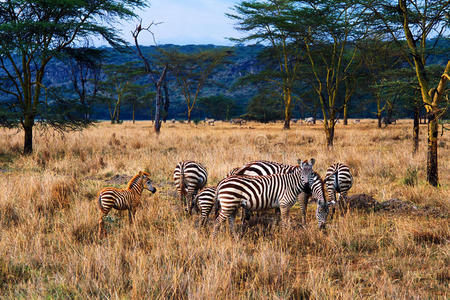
left=193, top=166, right=245, bottom=226
left=213, top=167, right=332, bottom=236
left=324, top=163, right=353, bottom=219
left=173, top=160, right=208, bottom=214
left=97, top=171, right=157, bottom=237
left=195, top=160, right=316, bottom=227
left=193, top=187, right=217, bottom=226
left=232, top=159, right=317, bottom=224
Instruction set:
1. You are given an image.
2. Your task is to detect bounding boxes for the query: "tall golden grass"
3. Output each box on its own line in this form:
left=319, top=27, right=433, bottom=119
left=0, top=120, right=448, bottom=298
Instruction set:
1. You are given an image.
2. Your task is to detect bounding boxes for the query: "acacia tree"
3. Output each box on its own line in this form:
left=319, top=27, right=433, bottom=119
left=293, top=0, right=367, bottom=146
left=228, top=0, right=303, bottom=129
left=64, top=47, right=104, bottom=121
left=0, top=0, right=145, bottom=154
left=362, top=0, right=450, bottom=186
left=162, top=49, right=230, bottom=123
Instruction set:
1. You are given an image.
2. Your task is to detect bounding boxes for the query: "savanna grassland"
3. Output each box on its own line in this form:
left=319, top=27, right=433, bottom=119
left=0, top=120, right=449, bottom=299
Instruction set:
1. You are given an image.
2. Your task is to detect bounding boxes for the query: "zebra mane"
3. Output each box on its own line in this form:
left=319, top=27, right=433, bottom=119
left=127, top=171, right=149, bottom=189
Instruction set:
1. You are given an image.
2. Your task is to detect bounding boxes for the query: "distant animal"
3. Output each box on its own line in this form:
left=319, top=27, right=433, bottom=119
left=174, top=161, right=208, bottom=214
left=204, top=118, right=215, bottom=126
left=231, top=118, right=246, bottom=125
left=324, top=163, right=353, bottom=219
left=291, top=118, right=298, bottom=123
left=171, top=119, right=176, bottom=123
left=97, top=171, right=157, bottom=237
left=353, top=119, right=361, bottom=124
left=305, top=117, right=314, bottom=124
left=213, top=166, right=332, bottom=236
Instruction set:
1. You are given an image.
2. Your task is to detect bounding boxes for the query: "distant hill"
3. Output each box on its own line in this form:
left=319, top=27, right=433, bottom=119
left=17, top=40, right=450, bottom=120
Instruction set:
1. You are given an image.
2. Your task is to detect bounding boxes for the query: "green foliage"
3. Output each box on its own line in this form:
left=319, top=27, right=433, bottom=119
left=198, top=95, right=238, bottom=120
left=0, top=0, right=147, bottom=152
left=160, top=48, right=232, bottom=120
left=246, top=91, right=283, bottom=122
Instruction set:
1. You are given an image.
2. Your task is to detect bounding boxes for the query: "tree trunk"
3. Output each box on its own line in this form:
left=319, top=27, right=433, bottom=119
left=325, top=122, right=335, bottom=147
left=187, top=110, right=191, bottom=123
left=427, top=112, right=438, bottom=186
left=132, top=102, right=135, bottom=124
left=116, top=102, right=121, bottom=124
left=163, top=78, right=169, bottom=122
left=23, top=116, right=34, bottom=154
left=377, top=113, right=382, bottom=128
left=343, top=103, right=348, bottom=125
left=413, top=105, right=419, bottom=154
left=283, top=94, right=291, bottom=129
left=154, top=90, right=162, bottom=133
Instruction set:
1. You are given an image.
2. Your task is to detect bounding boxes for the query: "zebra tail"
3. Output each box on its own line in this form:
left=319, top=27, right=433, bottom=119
left=97, top=193, right=103, bottom=211
left=180, top=165, right=186, bottom=193
left=212, top=188, right=221, bottom=218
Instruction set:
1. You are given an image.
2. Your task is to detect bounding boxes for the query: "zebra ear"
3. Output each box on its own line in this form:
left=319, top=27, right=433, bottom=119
left=297, top=159, right=302, bottom=166
left=138, top=171, right=143, bottom=176
left=310, top=158, right=315, bottom=166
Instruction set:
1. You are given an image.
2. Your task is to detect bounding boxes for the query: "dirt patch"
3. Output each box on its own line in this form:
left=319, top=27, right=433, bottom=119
left=347, top=194, right=378, bottom=211
left=345, top=194, right=447, bottom=218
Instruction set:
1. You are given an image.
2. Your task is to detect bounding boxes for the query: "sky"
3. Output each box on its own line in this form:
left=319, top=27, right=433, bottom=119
left=115, top=0, right=244, bottom=46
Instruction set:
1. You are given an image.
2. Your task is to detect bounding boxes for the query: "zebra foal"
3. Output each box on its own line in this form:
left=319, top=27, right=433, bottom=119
left=97, top=171, right=157, bottom=237
left=173, top=160, right=208, bottom=214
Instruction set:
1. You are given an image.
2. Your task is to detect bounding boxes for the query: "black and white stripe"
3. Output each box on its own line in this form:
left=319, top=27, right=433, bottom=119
left=232, top=159, right=316, bottom=225
left=97, top=171, right=156, bottom=237
left=173, top=160, right=208, bottom=213
left=324, top=163, right=353, bottom=218
left=193, top=187, right=217, bottom=226
left=213, top=167, right=332, bottom=235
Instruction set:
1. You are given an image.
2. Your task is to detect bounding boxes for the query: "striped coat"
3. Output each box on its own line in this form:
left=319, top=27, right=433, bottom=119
left=230, top=159, right=316, bottom=225
left=173, top=160, right=208, bottom=214
left=324, top=163, right=353, bottom=218
left=97, top=171, right=157, bottom=237
left=213, top=168, right=332, bottom=235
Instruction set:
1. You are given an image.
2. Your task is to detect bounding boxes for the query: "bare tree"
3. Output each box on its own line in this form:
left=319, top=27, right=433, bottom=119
left=132, top=21, right=168, bottom=134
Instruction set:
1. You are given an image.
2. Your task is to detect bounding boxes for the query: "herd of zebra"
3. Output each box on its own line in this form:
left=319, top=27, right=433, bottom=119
left=173, top=159, right=353, bottom=236
left=96, top=159, right=353, bottom=237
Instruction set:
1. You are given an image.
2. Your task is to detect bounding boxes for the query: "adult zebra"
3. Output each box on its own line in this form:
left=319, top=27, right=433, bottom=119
left=324, top=163, right=353, bottom=218
left=213, top=167, right=333, bottom=236
left=196, top=159, right=315, bottom=226
left=232, top=159, right=316, bottom=225
left=173, top=160, right=208, bottom=214
left=97, top=171, right=157, bottom=237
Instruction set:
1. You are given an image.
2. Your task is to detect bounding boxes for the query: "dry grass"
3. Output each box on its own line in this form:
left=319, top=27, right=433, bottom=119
left=0, top=120, right=449, bottom=299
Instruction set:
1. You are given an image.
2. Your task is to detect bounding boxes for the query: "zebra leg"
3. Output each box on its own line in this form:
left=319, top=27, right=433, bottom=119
left=98, top=211, right=108, bottom=238
left=298, top=193, right=308, bottom=225
left=280, top=205, right=290, bottom=230
left=329, top=191, right=337, bottom=220
left=274, top=207, right=281, bottom=225
left=128, top=209, right=134, bottom=224
left=228, top=208, right=238, bottom=234
left=338, top=193, right=346, bottom=216
left=212, top=213, right=227, bottom=238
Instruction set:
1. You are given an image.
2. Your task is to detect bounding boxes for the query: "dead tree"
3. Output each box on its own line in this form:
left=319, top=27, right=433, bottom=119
left=132, top=21, right=168, bottom=134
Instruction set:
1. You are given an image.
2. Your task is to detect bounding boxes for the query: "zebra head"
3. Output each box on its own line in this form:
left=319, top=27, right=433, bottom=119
left=141, top=172, right=157, bottom=193
left=297, top=158, right=315, bottom=185
left=316, top=199, right=336, bottom=229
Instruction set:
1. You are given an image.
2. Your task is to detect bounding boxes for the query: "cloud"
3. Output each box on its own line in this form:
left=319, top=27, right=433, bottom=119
left=116, top=0, right=243, bottom=46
